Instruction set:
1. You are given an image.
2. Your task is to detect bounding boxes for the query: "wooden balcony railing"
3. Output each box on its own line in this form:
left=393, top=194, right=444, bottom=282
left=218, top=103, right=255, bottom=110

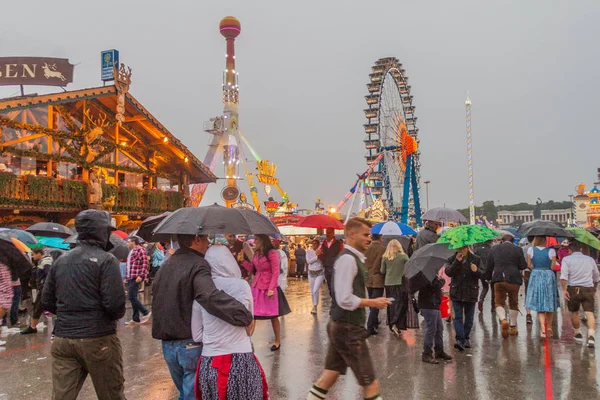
left=0, top=172, right=184, bottom=215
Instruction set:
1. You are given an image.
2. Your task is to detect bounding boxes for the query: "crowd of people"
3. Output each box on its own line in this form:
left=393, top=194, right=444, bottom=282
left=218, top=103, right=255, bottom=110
left=0, top=209, right=598, bottom=400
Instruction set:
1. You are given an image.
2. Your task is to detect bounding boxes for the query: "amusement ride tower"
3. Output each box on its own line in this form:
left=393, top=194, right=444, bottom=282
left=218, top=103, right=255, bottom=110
left=190, top=16, right=242, bottom=207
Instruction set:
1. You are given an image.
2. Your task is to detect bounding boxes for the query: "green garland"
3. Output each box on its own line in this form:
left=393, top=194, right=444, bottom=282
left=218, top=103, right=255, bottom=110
left=62, top=179, right=88, bottom=207
left=27, top=175, right=60, bottom=207
left=146, top=190, right=167, bottom=213
left=102, top=184, right=119, bottom=202
left=166, top=191, right=184, bottom=210
left=119, top=187, right=143, bottom=211
left=0, top=171, right=18, bottom=203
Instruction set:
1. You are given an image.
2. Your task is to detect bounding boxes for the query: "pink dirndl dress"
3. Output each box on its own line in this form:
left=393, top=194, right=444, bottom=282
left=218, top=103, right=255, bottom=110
left=243, top=250, right=291, bottom=320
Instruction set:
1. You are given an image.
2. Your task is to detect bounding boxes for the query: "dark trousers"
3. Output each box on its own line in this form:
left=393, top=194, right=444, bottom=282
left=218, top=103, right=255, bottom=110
left=324, top=267, right=334, bottom=298
left=367, top=287, right=384, bottom=332
left=51, top=334, right=125, bottom=400
left=422, top=309, right=444, bottom=355
left=2, top=285, right=21, bottom=326
left=127, top=279, right=149, bottom=322
left=296, top=262, right=305, bottom=277
left=452, top=301, right=476, bottom=343
left=479, top=279, right=495, bottom=305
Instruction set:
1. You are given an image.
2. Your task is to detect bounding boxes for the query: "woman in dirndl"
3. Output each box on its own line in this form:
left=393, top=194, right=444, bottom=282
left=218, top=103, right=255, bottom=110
left=192, top=245, right=268, bottom=400
left=525, top=236, right=558, bottom=339
left=243, top=234, right=291, bottom=351
left=380, top=239, right=410, bottom=336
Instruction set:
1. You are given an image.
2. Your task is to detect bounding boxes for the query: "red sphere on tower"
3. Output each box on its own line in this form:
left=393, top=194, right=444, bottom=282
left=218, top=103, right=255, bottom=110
left=220, top=16, right=241, bottom=39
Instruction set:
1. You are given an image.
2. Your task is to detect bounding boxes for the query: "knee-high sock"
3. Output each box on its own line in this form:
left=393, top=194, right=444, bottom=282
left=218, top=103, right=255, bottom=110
left=308, top=385, right=328, bottom=400
left=496, top=307, right=506, bottom=321
left=509, top=310, right=518, bottom=326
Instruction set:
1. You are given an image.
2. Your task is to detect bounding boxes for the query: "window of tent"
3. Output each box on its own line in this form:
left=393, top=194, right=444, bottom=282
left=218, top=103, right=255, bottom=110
left=58, top=162, right=78, bottom=180
left=21, top=157, right=36, bottom=175
left=157, top=177, right=171, bottom=191
left=123, top=173, right=143, bottom=189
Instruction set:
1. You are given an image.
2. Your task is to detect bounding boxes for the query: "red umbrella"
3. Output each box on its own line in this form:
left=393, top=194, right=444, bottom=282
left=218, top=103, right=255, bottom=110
left=113, top=230, right=129, bottom=239
left=295, top=215, right=345, bottom=230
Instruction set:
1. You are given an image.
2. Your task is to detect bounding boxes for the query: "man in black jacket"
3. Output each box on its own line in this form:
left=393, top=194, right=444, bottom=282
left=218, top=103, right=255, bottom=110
left=42, top=210, right=126, bottom=400
left=474, top=241, right=493, bottom=313
left=152, top=234, right=253, bottom=400
left=445, top=247, right=483, bottom=351
left=485, top=234, right=527, bottom=338
left=319, top=228, right=344, bottom=298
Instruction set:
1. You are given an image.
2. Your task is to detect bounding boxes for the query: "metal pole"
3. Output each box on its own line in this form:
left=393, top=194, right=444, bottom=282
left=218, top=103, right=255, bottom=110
left=465, top=92, right=475, bottom=225
left=424, top=180, right=431, bottom=211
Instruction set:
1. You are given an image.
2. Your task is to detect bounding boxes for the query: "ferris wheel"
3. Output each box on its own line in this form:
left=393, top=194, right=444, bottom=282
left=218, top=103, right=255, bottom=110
left=363, top=57, right=422, bottom=225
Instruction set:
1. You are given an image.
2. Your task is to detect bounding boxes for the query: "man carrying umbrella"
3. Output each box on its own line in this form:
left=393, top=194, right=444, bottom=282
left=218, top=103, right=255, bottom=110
left=416, top=220, right=441, bottom=250
left=308, top=218, right=390, bottom=400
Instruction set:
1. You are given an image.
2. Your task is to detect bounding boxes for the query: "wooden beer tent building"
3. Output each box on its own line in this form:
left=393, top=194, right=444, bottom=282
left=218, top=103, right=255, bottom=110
left=0, top=65, right=215, bottom=227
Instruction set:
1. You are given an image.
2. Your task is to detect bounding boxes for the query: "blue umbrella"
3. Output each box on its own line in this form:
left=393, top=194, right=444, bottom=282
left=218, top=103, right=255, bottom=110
left=6, top=229, right=38, bottom=246
left=371, top=221, right=417, bottom=236
left=36, top=236, right=71, bottom=250
left=503, top=227, right=523, bottom=239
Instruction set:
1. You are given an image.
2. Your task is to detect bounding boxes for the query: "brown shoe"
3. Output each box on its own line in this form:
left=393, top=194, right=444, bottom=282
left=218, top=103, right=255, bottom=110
left=422, top=353, right=440, bottom=364
left=509, top=326, right=518, bottom=336
left=501, top=319, right=509, bottom=339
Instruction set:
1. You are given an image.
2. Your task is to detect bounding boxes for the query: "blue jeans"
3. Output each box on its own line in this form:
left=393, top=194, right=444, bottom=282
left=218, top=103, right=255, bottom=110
left=2, top=285, right=21, bottom=326
left=422, top=308, right=443, bottom=355
left=452, top=301, right=476, bottom=343
left=127, top=279, right=148, bottom=322
left=162, top=340, right=203, bottom=400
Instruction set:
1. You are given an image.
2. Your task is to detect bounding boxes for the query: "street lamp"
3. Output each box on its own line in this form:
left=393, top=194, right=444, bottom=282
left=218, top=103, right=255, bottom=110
left=424, top=180, right=431, bottom=211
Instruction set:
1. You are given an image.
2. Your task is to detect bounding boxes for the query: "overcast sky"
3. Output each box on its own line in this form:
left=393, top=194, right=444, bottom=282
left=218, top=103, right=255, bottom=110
left=2, top=1, right=598, bottom=212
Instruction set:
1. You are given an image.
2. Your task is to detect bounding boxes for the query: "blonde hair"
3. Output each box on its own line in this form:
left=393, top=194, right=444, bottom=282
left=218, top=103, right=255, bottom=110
left=532, top=236, right=547, bottom=247
left=383, top=239, right=405, bottom=261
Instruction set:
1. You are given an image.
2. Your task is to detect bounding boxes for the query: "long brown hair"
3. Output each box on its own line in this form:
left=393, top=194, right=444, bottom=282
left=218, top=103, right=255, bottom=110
left=532, top=236, right=547, bottom=247
left=255, top=234, right=275, bottom=257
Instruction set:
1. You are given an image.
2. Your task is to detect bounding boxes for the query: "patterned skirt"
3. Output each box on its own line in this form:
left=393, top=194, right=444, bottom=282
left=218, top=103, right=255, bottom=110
left=0, top=263, right=14, bottom=310
left=525, top=269, right=558, bottom=312
left=196, top=353, right=268, bottom=400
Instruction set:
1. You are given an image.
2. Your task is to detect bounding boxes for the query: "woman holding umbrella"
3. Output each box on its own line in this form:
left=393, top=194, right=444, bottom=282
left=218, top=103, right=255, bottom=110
left=243, top=234, right=291, bottom=351
left=525, top=236, right=559, bottom=339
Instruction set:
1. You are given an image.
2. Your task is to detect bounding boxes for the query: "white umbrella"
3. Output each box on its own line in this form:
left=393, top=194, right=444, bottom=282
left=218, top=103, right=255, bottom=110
left=376, top=221, right=403, bottom=236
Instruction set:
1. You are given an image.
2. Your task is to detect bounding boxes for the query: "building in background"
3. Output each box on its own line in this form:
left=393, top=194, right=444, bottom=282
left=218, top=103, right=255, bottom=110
left=498, top=209, right=572, bottom=228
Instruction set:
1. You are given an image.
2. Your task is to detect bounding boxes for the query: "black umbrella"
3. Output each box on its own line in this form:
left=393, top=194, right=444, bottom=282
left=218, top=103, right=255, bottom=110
left=382, top=235, right=412, bottom=253
left=151, top=204, right=280, bottom=241
left=5, top=229, right=38, bottom=246
left=64, top=232, right=127, bottom=248
left=518, top=220, right=574, bottom=238
left=0, top=236, right=33, bottom=278
left=136, top=212, right=171, bottom=242
left=422, top=207, right=468, bottom=224
left=26, top=222, right=73, bottom=239
left=109, top=244, right=130, bottom=260
left=404, top=243, right=454, bottom=293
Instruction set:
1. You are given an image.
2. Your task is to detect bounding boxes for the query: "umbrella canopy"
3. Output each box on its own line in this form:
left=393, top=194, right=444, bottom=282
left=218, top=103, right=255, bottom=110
left=136, top=212, right=171, bottom=242
left=151, top=204, right=280, bottom=241
left=567, top=228, right=600, bottom=250
left=26, top=222, right=73, bottom=239
left=10, top=237, right=32, bottom=254
left=372, top=221, right=417, bottom=236
left=63, top=232, right=127, bottom=248
left=502, top=227, right=523, bottom=239
left=36, top=236, right=71, bottom=250
left=422, top=207, right=468, bottom=224
left=437, top=225, right=501, bottom=250
left=109, top=244, right=130, bottom=260
left=295, top=214, right=345, bottom=230
left=0, top=236, right=33, bottom=278
left=4, top=229, right=38, bottom=246
left=112, top=230, right=129, bottom=239
left=518, top=220, right=574, bottom=238
left=404, top=243, right=454, bottom=293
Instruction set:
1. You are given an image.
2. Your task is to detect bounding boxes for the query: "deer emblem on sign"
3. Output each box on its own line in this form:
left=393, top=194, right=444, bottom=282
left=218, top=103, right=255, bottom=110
left=42, top=62, right=66, bottom=81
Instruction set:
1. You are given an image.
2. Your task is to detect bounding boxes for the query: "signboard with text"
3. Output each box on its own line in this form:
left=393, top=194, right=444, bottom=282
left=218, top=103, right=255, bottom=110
left=0, top=57, right=74, bottom=87
left=101, top=49, right=119, bottom=82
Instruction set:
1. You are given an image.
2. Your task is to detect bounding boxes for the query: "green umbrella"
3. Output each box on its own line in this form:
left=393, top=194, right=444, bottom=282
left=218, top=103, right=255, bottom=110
left=437, top=224, right=501, bottom=250
left=567, top=228, right=600, bottom=251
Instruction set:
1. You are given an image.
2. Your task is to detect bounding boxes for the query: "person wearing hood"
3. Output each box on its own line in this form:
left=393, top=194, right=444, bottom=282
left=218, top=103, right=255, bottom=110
left=42, top=209, right=126, bottom=400
left=192, top=245, right=268, bottom=399
left=20, top=248, right=53, bottom=335
left=416, top=221, right=441, bottom=250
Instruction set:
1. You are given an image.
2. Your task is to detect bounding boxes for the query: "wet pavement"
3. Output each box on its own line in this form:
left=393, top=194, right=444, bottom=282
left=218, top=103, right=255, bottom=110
left=1, top=280, right=599, bottom=399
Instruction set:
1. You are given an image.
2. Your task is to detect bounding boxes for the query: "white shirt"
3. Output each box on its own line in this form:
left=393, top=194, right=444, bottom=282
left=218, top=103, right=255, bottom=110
left=333, top=245, right=366, bottom=312
left=277, top=249, right=288, bottom=292
left=191, top=276, right=253, bottom=357
left=560, top=252, right=600, bottom=287
left=527, top=246, right=556, bottom=260
left=306, top=249, right=323, bottom=271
